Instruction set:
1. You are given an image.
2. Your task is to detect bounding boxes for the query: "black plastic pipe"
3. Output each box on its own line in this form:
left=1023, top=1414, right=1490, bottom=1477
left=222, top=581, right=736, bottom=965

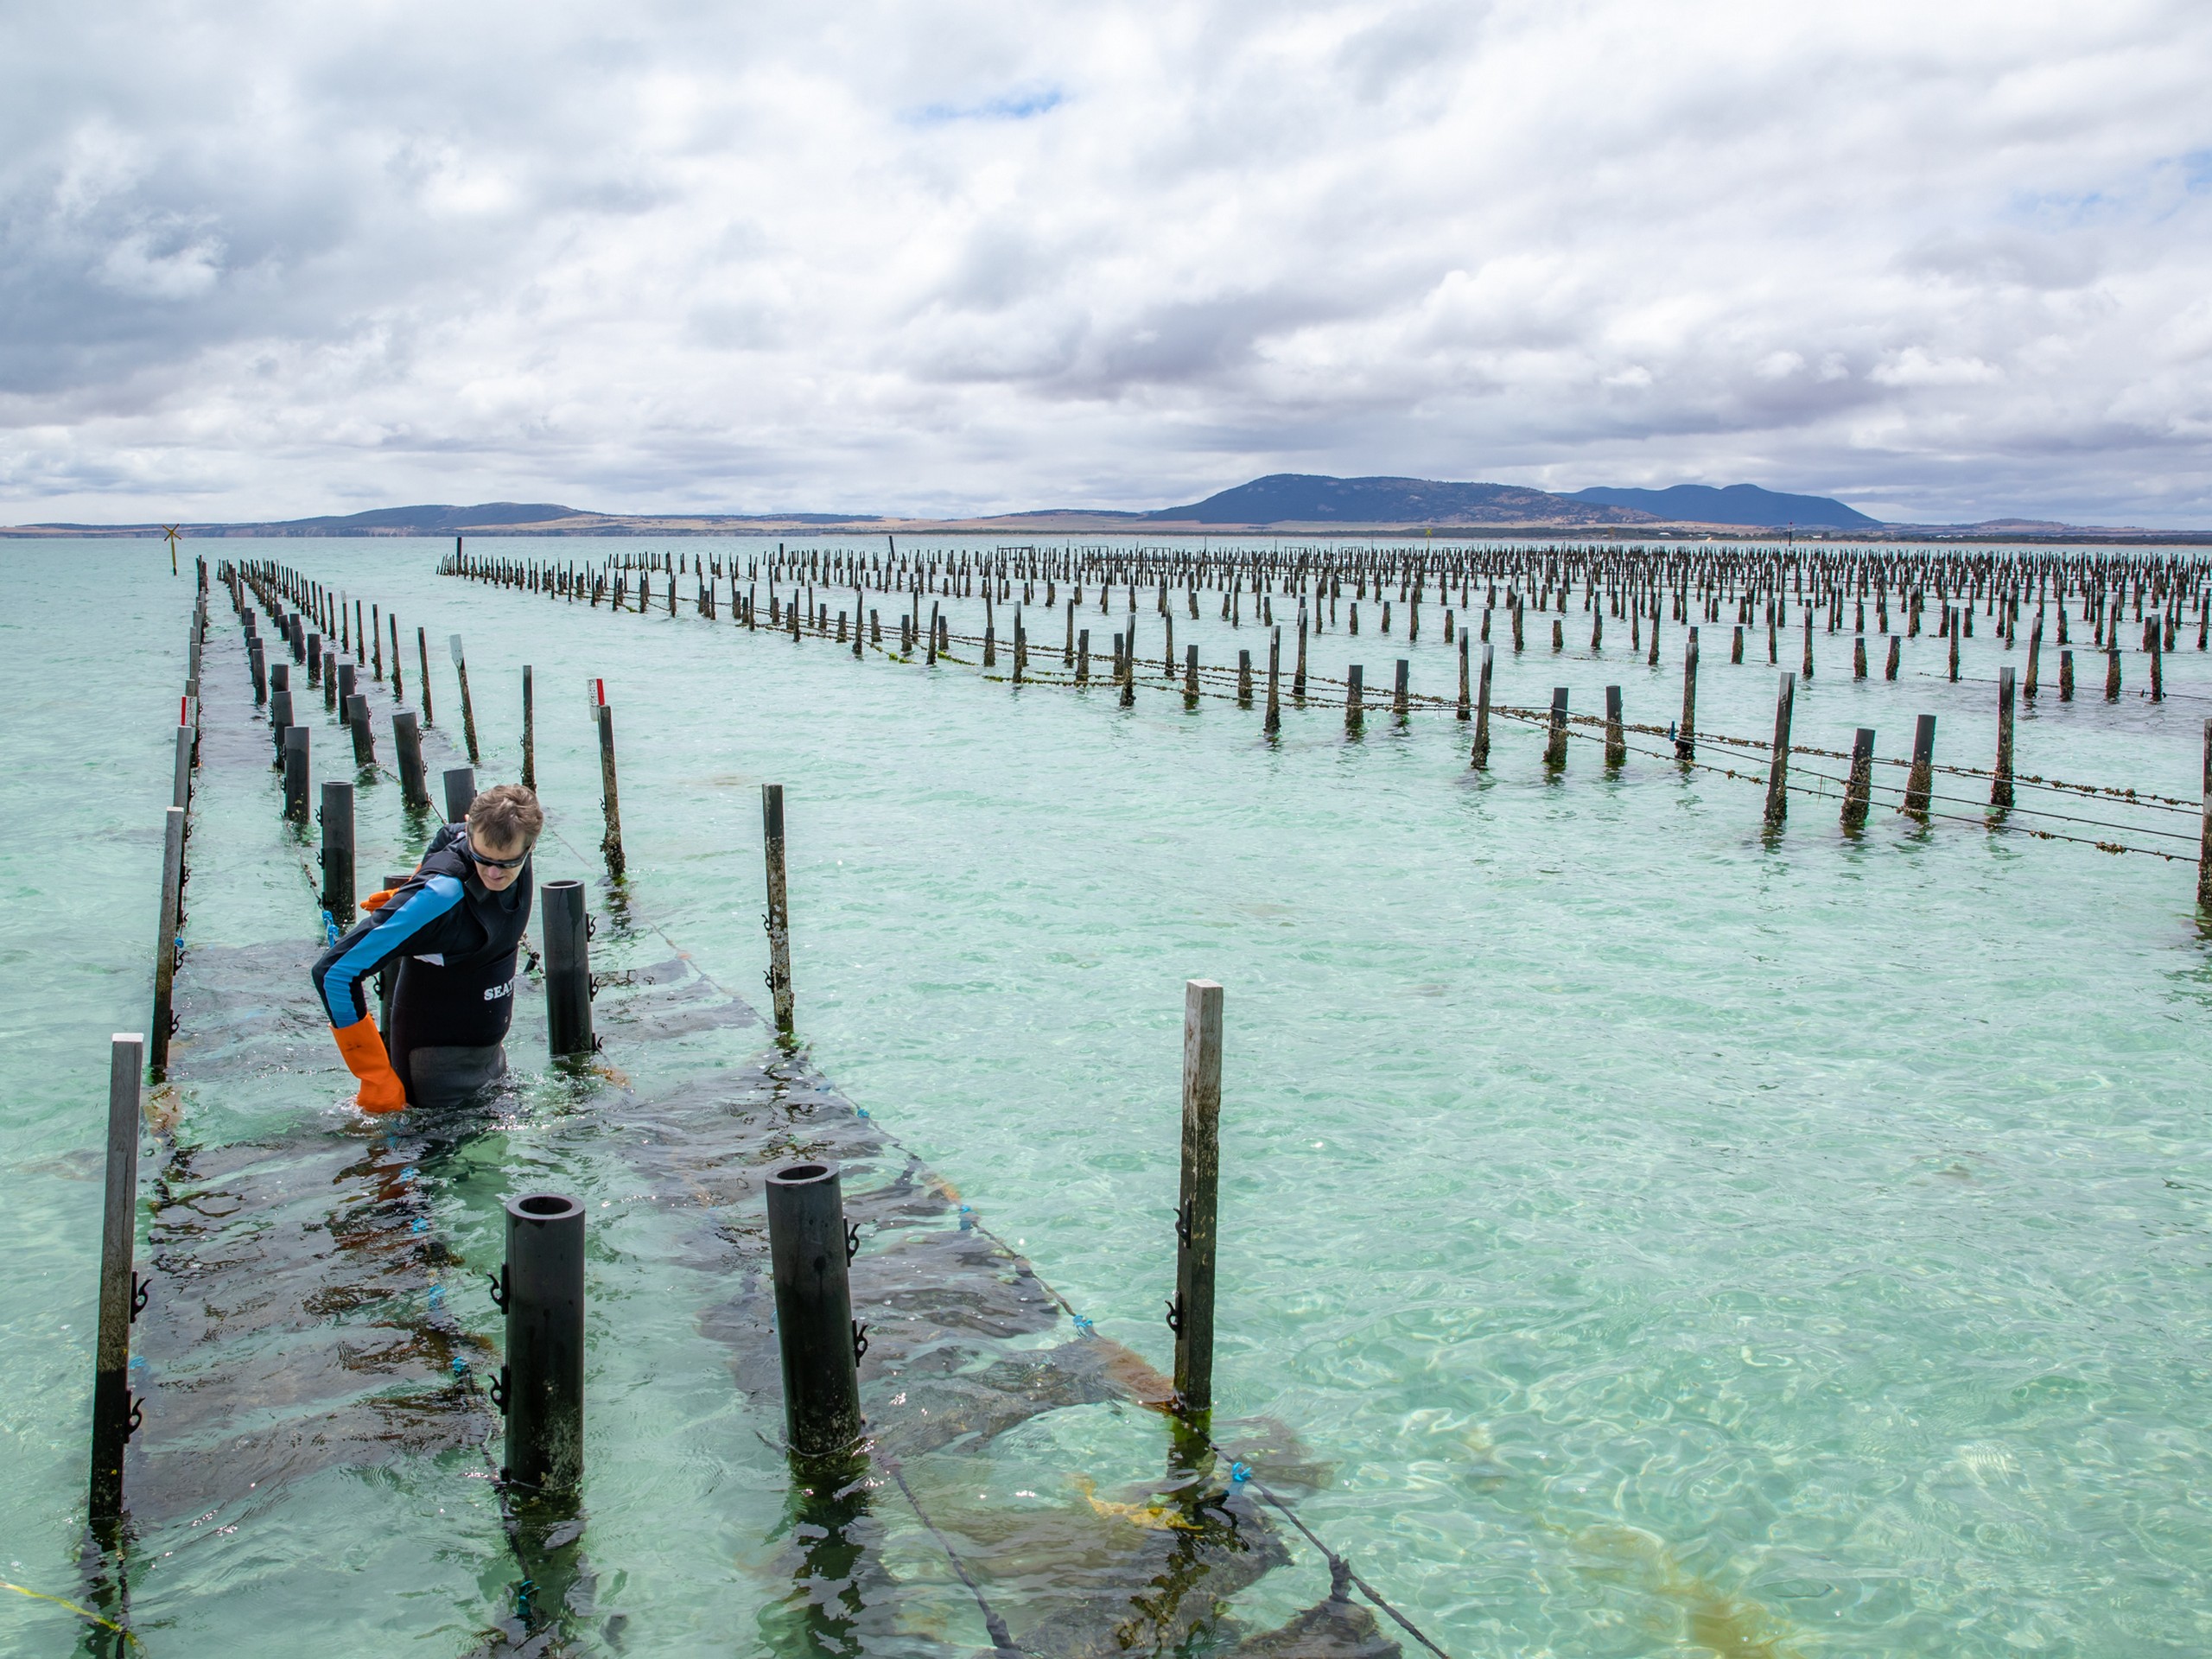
left=393, top=710, right=430, bottom=808
left=541, top=880, right=594, bottom=1058
left=765, top=1160, right=864, bottom=1456
left=493, top=1192, right=586, bottom=1491
left=282, top=726, right=309, bottom=820
left=320, top=780, right=355, bottom=925
left=442, top=765, right=476, bottom=824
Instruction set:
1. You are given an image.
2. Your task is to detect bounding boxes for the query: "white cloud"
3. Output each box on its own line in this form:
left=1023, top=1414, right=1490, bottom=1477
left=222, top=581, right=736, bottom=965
left=1, top=0, right=2209, bottom=524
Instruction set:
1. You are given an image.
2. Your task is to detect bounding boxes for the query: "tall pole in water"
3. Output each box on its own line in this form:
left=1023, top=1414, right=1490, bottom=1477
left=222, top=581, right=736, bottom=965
left=1171, top=980, right=1224, bottom=1418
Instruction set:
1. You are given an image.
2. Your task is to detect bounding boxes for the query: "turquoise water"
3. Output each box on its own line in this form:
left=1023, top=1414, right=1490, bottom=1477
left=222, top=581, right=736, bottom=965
left=3, top=537, right=2209, bottom=1656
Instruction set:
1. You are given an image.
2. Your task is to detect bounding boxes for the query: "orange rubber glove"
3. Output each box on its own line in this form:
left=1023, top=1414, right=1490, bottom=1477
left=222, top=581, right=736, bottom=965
left=361, top=888, right=397, bottom=912
left=333, top=1013, right=407, bottom=1114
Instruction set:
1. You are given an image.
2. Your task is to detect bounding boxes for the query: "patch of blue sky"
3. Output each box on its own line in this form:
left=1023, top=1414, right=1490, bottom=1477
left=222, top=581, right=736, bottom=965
left=905, top=87, right=1065, bottom=126
left=2005, top=148, right=2212, bottom=227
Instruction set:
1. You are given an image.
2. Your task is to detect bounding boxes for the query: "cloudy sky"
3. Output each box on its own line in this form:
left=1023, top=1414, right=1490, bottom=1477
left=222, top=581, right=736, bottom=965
left=3, top=0, right=2209, bottom=524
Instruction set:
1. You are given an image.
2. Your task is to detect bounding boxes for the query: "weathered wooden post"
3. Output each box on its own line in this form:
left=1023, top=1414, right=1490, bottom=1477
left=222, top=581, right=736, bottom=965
left=149, top=808, right=185, bottom=1074
left=1235, top=646, right=1251, bottom=707
left=1471, top=644, right=1493, bottom=769
left=1264, top=626, right=1281, bottom=735
left=1903, top=715, right=1936, bottom=818
left=1171, top=980, right=1223, bottom=1418
left=1764, top=672, right=1795, bottom=829
left=1842, top=728, right=1875, bottom=830
left=492, top=1193, right=585, bottom=1492
left=1344, top=664, right=1363, bottom=733
left=1457, top=630, right=1471, bottom=720
left=521, top=666, right=536, bottom=791
left=2024, top=613, right=2042, bottom=698
left=2104, top=640, right=2120, bottom=701
left=1545, top=687, right=1568, bottom=768
left=766, top=1161, right=864, bottom=1456
left=451, top=634, right=482, bottom=764
left=417, top=627, right=434, bottom=724
left=88, top=1033, right=146, bottom=1531
left=2199, top=721, right=2212, bottom=909
left=2060, top=648, right=2075, bottom=701
left=1393, top=658, right=1410, bottom=719
left=1885, top=635, right=1901, bottom=681
left=1184, top=643, right=1198, bottom=709
left=1992, top=667, right=2017, bottom=810
left=1604, top=684, right=1624, bottom=767
left=595, top=701, right=626, bottom=877
left=1676, top=626, right=1699, bottom=760
left=763, top=784, right=794, bottom=1036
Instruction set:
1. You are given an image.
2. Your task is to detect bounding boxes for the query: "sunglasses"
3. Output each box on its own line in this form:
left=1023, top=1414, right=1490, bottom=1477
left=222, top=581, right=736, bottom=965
left=466, top=835, right=534, bottom=870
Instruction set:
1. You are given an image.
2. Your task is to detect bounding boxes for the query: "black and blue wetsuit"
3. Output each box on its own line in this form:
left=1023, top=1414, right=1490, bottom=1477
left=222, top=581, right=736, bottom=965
left=311, top=823, right=532, bottom=1106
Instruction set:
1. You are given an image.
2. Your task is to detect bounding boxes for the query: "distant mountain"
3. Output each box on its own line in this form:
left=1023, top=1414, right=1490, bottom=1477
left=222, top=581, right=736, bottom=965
left=1568, top=483, right=1877, bottom=529
left=1142, top=474, right=1654, bottom=527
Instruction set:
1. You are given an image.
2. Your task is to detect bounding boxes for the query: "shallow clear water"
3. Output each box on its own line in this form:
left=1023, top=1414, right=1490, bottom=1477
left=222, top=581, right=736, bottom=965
left=3, top=537, right=2209, bottom=1657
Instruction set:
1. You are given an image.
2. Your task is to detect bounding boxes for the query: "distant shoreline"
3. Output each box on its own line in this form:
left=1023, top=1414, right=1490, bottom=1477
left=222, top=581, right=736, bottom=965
left=6, top=516, right=2207, bottom=545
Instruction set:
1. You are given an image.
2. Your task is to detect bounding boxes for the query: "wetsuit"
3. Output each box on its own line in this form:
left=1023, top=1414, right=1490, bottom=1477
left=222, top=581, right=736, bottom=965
left=312, top=823, right=532, bottom=1108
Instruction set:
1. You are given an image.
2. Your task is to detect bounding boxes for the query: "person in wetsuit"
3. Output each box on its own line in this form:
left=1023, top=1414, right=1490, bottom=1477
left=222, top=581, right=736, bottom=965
left=312, top=783, right=542, bottom=1112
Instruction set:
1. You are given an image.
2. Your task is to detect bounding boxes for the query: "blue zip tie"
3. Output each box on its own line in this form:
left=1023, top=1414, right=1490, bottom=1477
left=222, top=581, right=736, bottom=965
left=1071, top=1314, right=1094, bottom=1334
left=321, top=909, right=339, bottom=946
left=1230, top=1461, right=1252, bottom=1484
left=856, top=1107, right=869, bottom=1118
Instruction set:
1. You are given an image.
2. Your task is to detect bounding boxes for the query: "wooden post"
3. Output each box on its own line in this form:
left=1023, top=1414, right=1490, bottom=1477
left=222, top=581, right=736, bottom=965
left=1842, top=728, right=1875, bottom=831
left=1764, top=672, right=1795, bottom=829
left=451, top=635, right=481, bottom=764
left=2105, top=641, right=2120, bottom=700
left=390, top=613, right=404, bottom=699
left=148, top=806, right=186, bottom=1074
left=1903, top=714, right=1936, bottom=818
left=417, top=627, right=433, bottom=723
left=2024, top=613, right=2042, bottom=698
left=1676, top=626, right=1699, bottom=760
left=1545, top=687, right=1568, bottom=768
left=1236, top=645, right=1250, bottom=706
left=1172, top=979, right=1224, bottom=1417
left=1264, top=626, right=1281, bottom=735
left=1344, top=664, right=1363, bottom=733
left=1992, top=667, right=2016, bottom=810
left=1471, top=643, right=1493, bottom=769
left=1457, top=630, right=1471, bottom=719
left=1801, top=609, right=1814, bottom=680
left=521, top=666, right=536, bottom=791
left=2198, top=721, right=2212, bottom=909
left=2060, top=648, right=2075, bottom=701
left=762, top=785, right=794, bottom=1036
left=597, top=702, right=626, bottom=878
left=1294, top=607, right=1309, bottom=702
left=88, top=1033, right=146, bottom=1531
left=1604, top=684, right=1624, bottom=767
left=1184, top=643, right=1198, bottom=708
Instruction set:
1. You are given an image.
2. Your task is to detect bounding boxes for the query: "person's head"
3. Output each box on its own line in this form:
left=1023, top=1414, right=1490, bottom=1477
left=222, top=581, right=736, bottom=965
left=462, top=784, right=543, bottom=892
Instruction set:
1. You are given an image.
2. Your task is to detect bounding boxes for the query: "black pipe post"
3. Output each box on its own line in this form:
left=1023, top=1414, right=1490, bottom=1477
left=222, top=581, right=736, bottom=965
left=492, top=1193, right=586, bottom=1492
left=541, top=880, right=594, bottom=1058
left=442, top=766, right=476, bottom=825
left=765, top=1160, right=864, bottom=1456
left=344, top=693, right=374, bottom=766
left=89, top=1033, right=146, bottom=1535
left=270, top=686, right=294, bottom=766
left=336, top=660, right=357, bottom=710
left=249, top=641, right=267, bottom=703
left=282, top=726, right=310, bottom=820
left=392, top=711, right=430, bottom=808
left=320, top=780, right=355, bottom=925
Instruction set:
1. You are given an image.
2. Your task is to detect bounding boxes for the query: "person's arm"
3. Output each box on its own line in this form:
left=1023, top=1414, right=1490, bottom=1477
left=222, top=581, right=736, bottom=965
left=310, top=873, right=466, bottom=1112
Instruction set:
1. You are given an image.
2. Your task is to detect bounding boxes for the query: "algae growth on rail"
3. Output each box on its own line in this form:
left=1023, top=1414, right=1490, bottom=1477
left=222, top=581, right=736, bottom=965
left=3, top=537, right=2209, bottom=1658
